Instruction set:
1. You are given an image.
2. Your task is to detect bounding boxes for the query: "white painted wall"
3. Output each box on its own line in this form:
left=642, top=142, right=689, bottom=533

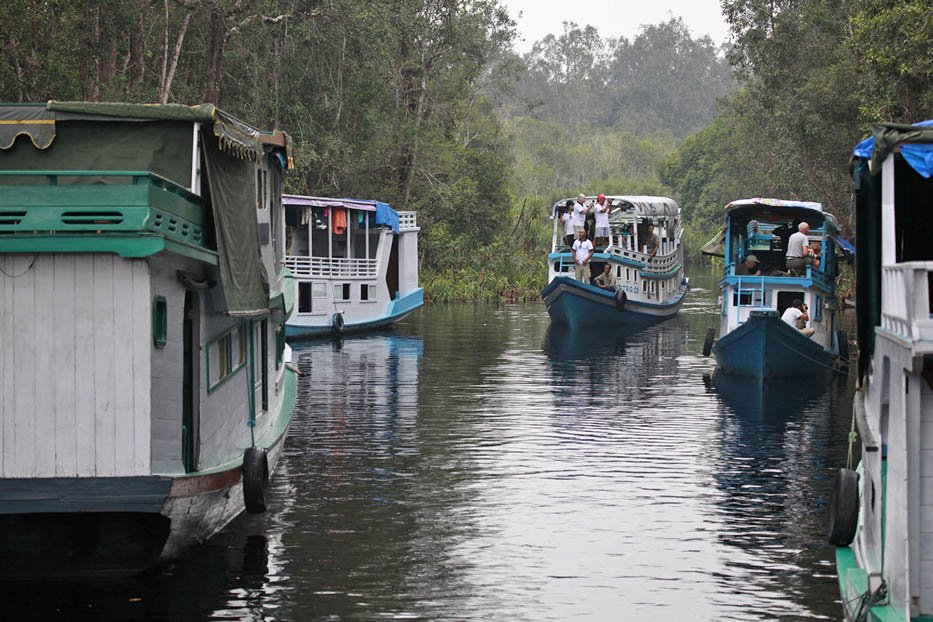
left=0, top=254, right=151, bottom=478
left=398, top=230, right=419, bottom=295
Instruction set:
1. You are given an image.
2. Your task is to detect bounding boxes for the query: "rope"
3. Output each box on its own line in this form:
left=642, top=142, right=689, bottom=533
left=0, top=254, right=37, bottom=278
left=847, top=401, right=858, bottom=470
left=768, top=329, right=850, bottom=376
left=846, top=579, right=886, bottom=622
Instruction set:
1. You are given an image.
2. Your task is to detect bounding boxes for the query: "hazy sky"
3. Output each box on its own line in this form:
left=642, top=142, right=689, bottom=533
left=500, top=0, right=731, bottom=54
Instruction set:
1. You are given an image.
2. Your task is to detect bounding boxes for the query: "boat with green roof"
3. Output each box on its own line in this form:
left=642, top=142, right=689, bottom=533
left=0, top=101, right=297, bottom=577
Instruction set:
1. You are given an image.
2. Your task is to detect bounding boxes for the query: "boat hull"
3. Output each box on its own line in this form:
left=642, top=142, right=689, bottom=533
left=541, top=276, right=685, bottom=328
left=0, top=369, right=297, bottom=579
left=713, top=313, right=838, bottom=380
left=285, top=288, right=424, bottom=338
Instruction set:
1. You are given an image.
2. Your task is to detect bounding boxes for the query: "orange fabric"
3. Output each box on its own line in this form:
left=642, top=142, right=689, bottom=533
left=332, top=208, right=347, bottom=235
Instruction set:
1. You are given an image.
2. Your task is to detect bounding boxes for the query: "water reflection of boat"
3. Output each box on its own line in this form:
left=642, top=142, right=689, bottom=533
left=711, top=372, right=832, bottom=420
left=541, top=323, right=634, bottom=360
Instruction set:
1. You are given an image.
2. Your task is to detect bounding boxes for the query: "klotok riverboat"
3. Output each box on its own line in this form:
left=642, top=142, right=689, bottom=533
left=283, top=195, right=423, bottom=337
left=703, top=198, right=848, bottom=380
left=541, top=195, right=687, bottom=329
left=0, top=102, right=297, bottom=577
left=829, top=120, right=933, bottom=621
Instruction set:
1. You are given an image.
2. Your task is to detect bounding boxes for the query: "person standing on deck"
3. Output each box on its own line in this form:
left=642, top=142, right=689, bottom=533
left=572, top=229, right=594, bottom=284
left=572, top=193, right=588, bottom=237
left=786, top=222, right=820, bottom=272
left=593, top=194, right=610, bottom=248
left=643, top=222, right=660, bottom=259
left=561, top=200, right=575, bottom=247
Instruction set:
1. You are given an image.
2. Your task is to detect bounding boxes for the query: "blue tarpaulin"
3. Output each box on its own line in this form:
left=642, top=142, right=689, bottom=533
left=375, top=202, right=399, bottom=233
left=853, top=120, right=933, bottom=178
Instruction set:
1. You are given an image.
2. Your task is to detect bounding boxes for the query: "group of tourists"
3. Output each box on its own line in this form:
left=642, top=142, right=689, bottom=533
left=562, top=193, right=661, bottom=285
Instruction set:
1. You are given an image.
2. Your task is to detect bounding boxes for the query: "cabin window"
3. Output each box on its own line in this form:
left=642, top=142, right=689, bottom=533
left=275, top=325, right=285, bottom=370
left=312, top=282, right=327, bottom=298
left=298, top=282, right=313, bottom=313
left=152, top=296, right=167, bottom=349
left=334, top=283, right=351, bottom=301
left=360, top=284, right=376, bottom=301
left=814, top=296, right=824, bottom=321
left=732, top=290, right=767, bottom=307
left=207, top=325, right=247, bottom=392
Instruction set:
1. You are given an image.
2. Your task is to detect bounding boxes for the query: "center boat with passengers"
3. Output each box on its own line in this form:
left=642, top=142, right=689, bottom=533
left=282, top=195, right=423, bottom=338
left=704, top=198, right=848, bottom=380
left=540, top=195, right=688, bottom=328
left=0, top=101, right=297, bottom=577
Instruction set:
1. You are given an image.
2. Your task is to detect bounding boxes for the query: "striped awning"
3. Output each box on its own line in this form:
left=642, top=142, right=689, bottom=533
left=0, top=105, right=55, bottom=149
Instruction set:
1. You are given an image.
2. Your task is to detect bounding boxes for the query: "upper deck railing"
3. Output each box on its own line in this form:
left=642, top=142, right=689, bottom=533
left=881, top=261, right=933, bottom=348
left=0, top=170, right=210, bottom=260
left=285, top=255, right=379, bottom=279
left=398, top=211, right=418, bottom=231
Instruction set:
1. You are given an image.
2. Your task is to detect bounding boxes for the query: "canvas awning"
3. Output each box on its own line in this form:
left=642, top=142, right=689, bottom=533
left=852, top=120, right=933, bottom=178
left=0, top=105, right=56, bottom=149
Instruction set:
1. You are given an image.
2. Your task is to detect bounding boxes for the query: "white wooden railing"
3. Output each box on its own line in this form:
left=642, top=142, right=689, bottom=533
left=881, top=261, right=933, bottom=344
left=398, top=211, right=418, bottom=231
left=286, top=255, right=379, bottom=278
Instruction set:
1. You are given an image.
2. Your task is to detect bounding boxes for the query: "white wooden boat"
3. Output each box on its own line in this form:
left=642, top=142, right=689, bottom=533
left=283, top=195, right=423, bottom=337
left=829, top=120, right=933, bottom=620
left=0, top=102, right=297, bottom=577
left=541, top=195, right=688, bottom=328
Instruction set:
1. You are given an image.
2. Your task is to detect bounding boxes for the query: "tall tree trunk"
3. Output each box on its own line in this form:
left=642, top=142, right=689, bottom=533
left=202, top=7, right=227, bottom=104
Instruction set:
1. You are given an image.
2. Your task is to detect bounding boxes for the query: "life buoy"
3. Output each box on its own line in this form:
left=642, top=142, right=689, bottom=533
left=837, top=330, right=850, bottom=361
left=827, top=467, right=859, bottom=546
left=242, top=447, right=270, bottom=514
left=332, top=312, right=345, bottom=334
left=702, top=328, right=715, bottom=357
left=614, top=290, right=627, bottom=312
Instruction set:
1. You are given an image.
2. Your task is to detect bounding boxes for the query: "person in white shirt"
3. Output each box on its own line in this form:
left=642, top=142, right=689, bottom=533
left=560, top=200, right=575, bottom=247
left=593, top=193, right=611, bottom=247
left=572, top=229, right=594, bottom=283
left=786, top=221, right=820, bottom=272
left=781, top=298, right=815, bottom=337
left=572, top=193, right=588, bottom=236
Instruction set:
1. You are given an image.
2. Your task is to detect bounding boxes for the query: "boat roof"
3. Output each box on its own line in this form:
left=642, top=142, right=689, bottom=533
left=282, top=195, right=393, bottom=213
left=0, top=101, right=292, bottom=166
left=553, top=195, right=679, bottom=218
left=852, top=119, right=933, bottom=178
left=724, top=197, right=839, bottom=230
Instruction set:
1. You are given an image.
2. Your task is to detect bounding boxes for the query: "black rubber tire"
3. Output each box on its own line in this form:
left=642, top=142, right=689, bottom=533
left=332, top=312, right=345, bottom=335
left=615, top=290, right=627, bottom=312
left=837, top=330, right=850, bottom=361
left=827, top=467, right=859, bottom=546
left=702, top=328, right=715, bottom=357
left=242, top=447, right=270, bottom=514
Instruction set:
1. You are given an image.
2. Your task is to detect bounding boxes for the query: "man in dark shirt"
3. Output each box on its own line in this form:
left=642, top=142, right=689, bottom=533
left=735, top=254, right=761, bottom=276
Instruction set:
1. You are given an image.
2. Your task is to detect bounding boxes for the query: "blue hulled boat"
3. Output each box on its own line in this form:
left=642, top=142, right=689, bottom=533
left=541, top=195, right=687, bottom=328
left=705, top=198, right=847, bottom=379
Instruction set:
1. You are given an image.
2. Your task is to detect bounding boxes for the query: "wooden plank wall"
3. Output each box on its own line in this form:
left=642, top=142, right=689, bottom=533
left=0, top=254, right=151, bottom=478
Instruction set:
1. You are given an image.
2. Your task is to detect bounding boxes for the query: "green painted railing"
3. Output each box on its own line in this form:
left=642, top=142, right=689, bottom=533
left=0, top=170, right=215, bottom=262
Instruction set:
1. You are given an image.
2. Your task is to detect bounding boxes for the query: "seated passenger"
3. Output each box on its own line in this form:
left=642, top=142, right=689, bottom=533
left=735, top=254, right=761, bottom=276
left=781, top=298, right=815, bottom=337
left=786, top=222, right=821, bottom=273
left=595, top=264, right=616, bottom=289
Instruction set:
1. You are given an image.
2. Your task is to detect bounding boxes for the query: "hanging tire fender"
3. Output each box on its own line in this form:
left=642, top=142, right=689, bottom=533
left=242, top=447, right=270, bottom=514
left=702, top=328, right=715, bottom=357
left=332, top=312, right=345, bottom=335
left=614, top=289, right=627, bottom=312
left=827, top=467, right=859, bottom=546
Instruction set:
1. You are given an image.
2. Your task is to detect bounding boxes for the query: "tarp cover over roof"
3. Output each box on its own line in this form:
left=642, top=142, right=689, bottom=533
left=47, top=101, right=267, bottom=163
left=852, top=120, right=933, bottom=178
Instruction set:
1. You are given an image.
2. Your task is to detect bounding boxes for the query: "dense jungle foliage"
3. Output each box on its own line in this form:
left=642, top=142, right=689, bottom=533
left=0, top=0, right=930, bottom=300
